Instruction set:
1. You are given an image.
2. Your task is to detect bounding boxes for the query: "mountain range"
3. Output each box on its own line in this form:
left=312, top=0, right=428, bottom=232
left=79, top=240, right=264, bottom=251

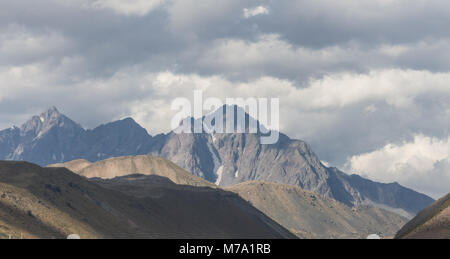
left=0, top=107, right=434, bottom=216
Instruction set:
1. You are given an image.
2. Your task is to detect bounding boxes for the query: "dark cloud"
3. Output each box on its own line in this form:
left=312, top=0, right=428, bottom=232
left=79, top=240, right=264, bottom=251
left=2, top=0, right=450, bottom=81
left=260, top=1, right=450, bottom=48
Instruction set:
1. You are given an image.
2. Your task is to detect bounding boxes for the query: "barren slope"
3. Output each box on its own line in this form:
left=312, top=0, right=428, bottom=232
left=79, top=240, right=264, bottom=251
left=50, top=156, right=410, bottom=239
left=0, top=161, right=295, bottom=239
left=396, top=193, right=450, bottom=239
left=48, top=159, right=92, bottom=172
left=49, top=155, right=214, bottom=188
left=227, top=181, right=409, bottom=239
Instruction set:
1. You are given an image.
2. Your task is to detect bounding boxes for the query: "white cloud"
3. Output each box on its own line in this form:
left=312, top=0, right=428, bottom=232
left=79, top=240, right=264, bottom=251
left=0, top=63, right=58, bottom=101
left=88, top=0, right=165, bottom=16
left=124, top=72, right=294, bottom=133
left=346, top=134, right=450, bottom=198
left=121, top=69, right=450, bottom=137
left=0, top=63, right=296, bottom=133
left=199, top=34, right=351, bottom=71
left=243, top=6, right=269, bottom=18
left=377, top=44, right=411, bottom=57
left=296, top=69, right=450, bottom=109
left=364, top=104, right=378, bottom=113
left=2, top=59, right=450, bottom=144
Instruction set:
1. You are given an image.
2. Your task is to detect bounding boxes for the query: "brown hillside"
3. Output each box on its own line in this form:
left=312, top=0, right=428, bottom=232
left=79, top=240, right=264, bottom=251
left=396, top=193, right=450, bottom=239
left=227, top=181, right=408, bottom=239
left=0, top=161, right=295, bottom=239
left=49, top=155, right=214, bottom=188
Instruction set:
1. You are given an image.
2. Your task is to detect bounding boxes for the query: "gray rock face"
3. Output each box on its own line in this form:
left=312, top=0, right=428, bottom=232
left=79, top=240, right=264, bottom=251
left=0, top=106, right=434, bottom=215
left=0, top=107, right=152, bottom=165
left=152, top=131, right=433, bottom=215
left=149, top=106, right=434, bottom=215
left=81, top=117, right=154, bottom=161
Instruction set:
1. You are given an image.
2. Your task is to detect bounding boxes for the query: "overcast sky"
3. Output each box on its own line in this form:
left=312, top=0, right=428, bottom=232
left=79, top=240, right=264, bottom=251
left=1, top=0, right=450, bottom=198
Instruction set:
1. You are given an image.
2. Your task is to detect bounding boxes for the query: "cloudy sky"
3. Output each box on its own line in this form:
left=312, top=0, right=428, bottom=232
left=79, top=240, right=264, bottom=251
left=1, top=0, right=450, bottom=198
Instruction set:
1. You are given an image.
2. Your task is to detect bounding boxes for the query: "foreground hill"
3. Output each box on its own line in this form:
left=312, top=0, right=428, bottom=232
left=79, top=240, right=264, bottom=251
left=49, top=159, right=92, bottom=173
left=53, top=155, right=409, bottom=238
left=0, top=161, right=294, bottom=239
left=1, top=107, right=434, bottom=215
left=396, top=193, right=450, bottom=239
left=48, top=155, right=214, bottom=188
left=227, top=182, right=408, bottom=239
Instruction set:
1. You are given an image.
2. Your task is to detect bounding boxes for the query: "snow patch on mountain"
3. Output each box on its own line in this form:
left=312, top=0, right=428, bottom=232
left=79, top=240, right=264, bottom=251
left=215, top=165, right=224, bottom=185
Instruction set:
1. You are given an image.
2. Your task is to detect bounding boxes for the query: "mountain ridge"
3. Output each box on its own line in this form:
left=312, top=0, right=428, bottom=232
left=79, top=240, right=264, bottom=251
left=1, top=107, right=434, bottom=215
left=0, top=108, right=153, bottom=165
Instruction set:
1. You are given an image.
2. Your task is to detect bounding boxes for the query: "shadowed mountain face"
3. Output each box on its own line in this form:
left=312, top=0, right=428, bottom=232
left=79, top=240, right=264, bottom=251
left=2, top=107, right=434, bottom=215
left=0, top=161, right=295, bottom=239
left=0, top=107, right=85, bottom=163
left=396, top=193, right=450, bottom=239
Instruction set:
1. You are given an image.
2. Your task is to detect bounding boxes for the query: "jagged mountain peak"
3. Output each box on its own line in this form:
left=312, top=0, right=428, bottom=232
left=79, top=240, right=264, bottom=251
left=39, top=106, right=61, bottom=121
left=19, top=107, right=82, bottom=138
left=177, top=104, right=273, bottom=135
left=0, top=108, right=157, bottom=165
